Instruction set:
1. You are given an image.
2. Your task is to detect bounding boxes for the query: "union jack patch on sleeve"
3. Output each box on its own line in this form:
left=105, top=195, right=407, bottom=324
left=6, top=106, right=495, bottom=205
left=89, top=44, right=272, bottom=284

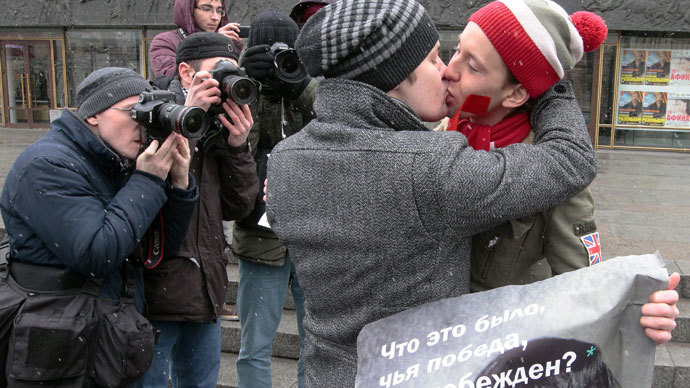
left=580, top=232, right=602, bottom=266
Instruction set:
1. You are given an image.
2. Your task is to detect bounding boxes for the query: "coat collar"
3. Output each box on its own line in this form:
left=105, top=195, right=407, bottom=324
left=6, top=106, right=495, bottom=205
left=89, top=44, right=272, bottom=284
left=54, top=109, right=132, bottom=175
left=314, top=79, right=430, bottom=133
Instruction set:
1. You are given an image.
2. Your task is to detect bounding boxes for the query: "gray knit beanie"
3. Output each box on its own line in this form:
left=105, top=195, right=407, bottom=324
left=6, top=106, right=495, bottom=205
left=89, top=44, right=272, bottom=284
left=76, top=67, right=150, bottom=119
left=295, top=0, right=438, bottom=92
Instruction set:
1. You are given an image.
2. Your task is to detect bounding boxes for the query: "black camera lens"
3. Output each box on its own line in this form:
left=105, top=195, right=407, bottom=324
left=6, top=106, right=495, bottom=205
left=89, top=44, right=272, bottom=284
left=274, top=50, right=307, bottom=83
left=279, top=54, right=299, bottom=74
left=159, top=103, right=209, bottom=139
left=221, top=76, right=258, bottom=106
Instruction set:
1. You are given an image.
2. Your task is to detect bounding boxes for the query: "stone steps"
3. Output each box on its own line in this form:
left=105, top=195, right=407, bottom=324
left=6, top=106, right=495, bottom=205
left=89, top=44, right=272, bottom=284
left=220, top=307, right=300, bottom=359
left=217, top=351, right=298, bottom=388
left=653, top=342, right=690, bottom=387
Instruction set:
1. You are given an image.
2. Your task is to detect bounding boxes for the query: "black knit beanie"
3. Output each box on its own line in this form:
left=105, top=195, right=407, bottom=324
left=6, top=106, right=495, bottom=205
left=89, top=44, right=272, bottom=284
left=176, top=32, right=239, bottom=65
left=248, top=9, right=300, bottom=48
left=295, top=0, right=438, bottom=92
left=76, top=67, right=150, bottom=119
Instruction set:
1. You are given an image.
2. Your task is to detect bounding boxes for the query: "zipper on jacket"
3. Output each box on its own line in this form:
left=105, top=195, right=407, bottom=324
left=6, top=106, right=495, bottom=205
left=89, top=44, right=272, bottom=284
left=480, top=235, right=500, bottom=280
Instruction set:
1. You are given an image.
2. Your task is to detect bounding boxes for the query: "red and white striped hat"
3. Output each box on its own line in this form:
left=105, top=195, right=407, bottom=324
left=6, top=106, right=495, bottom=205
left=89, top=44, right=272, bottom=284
left=469, top=0, right=607, bottom=97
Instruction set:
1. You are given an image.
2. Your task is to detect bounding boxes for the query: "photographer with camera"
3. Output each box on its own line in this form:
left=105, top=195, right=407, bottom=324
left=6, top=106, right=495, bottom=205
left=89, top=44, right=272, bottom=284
left=0, top=67, right=198, bottom=386
left=132, top=32, right=259, bottom=388
left=149, top=0, right=243, bottom=78
left=231, top=9, right=317, bottom=388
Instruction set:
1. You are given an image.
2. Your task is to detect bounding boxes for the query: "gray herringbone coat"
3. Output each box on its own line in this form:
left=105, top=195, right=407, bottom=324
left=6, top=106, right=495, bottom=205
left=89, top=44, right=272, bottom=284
left=266, top=79, right=596, bottom=387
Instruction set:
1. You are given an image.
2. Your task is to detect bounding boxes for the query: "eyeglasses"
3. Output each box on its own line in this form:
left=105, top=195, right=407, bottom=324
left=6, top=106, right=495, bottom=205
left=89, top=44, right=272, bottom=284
left=195, top=5, right=226, bottom=16
left=111, top=105, right=135, bottom=113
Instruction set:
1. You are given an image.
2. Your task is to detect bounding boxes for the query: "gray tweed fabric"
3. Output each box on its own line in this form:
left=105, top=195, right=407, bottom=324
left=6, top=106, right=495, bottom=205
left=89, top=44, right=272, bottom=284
left=296, top=0, right=438, bottom=91
left=76, top=67, right=149, bottom=119
left=266, top=79, right=596, bottom=387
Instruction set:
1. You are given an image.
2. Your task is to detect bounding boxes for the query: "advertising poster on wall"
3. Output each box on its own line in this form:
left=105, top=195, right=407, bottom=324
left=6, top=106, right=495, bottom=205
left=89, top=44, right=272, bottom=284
left=620, top=50, right=646, bottom=84
left=666, top=93, right=690, bottom=127
left=670, top=50, right=690, bottom=86
left=641, top=92, right=667, bottom=126
left=617, top=91, right=644, bottom=124
left=645, top=50, right=671, bottom=85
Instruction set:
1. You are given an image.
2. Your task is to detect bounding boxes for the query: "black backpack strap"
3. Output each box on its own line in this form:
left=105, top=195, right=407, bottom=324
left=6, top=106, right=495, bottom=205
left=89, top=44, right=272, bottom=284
left=121, top=258, right=138, bottom=303
left=0, top=235, right=10, bottom=280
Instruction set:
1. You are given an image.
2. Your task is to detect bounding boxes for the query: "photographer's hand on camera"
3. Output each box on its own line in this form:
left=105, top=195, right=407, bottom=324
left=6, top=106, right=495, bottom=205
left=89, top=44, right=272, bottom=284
left=185, top=71, right=222, bottom=112
left=241, top=44, right=274, bottom=83
left=168, top=133, right=192, bottom=189
left=218, top=22, right=242, bottom=42
left=136, top=133, right=191, bottom=188
left=219, top=98, right=254, bottom=147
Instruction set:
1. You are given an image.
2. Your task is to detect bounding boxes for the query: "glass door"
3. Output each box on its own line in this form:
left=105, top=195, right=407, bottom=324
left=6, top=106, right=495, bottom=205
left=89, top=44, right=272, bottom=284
left=2, top=40, right=53, bottom=128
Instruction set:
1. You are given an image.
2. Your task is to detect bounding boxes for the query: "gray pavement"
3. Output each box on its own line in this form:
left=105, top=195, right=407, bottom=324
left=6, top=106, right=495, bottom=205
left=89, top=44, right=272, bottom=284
left=0, top=127, right=688, bottom=264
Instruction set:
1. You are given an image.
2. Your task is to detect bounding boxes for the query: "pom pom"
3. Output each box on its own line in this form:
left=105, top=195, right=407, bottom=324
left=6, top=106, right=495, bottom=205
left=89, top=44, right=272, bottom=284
left=570, top=11, right=608, bottom=52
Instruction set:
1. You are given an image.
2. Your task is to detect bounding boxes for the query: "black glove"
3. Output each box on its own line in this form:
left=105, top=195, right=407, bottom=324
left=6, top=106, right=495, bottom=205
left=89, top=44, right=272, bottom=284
left=241, top=44, right=274, bottom=83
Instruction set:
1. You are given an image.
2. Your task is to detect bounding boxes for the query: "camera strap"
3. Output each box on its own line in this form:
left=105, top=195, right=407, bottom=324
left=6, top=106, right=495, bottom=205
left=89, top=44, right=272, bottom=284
left=140, top=210, right=165, bottom=269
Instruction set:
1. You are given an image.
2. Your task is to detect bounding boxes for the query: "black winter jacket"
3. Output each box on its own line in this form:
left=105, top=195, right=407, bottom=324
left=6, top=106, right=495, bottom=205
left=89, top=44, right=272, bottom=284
left=143, top=79, right=259, bottom=322
left=0, top=109, right=198, bottom=311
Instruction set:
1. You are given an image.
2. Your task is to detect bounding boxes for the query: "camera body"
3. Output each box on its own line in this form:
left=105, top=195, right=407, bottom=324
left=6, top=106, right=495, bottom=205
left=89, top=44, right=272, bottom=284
left=208, top=60, right=258, bottom=114
left=238, top=25, right=250, bottom=38
left=269, top=42, right=307, bottom=84
left=131, top=90, right=209, bottom=144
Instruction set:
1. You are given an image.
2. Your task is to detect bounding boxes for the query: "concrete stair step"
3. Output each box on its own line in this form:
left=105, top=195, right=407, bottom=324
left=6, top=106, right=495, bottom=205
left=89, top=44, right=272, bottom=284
left=653, top=341, right=690, bottom=387
left=225, top=261, right=296, bottom=311
left=667, top=260, right=690, bottom=299
left=217, top=352, right=298, bottom=388
left=673, top=298, right=690, bottom=343
left=221, top=305, right=301, bottom=359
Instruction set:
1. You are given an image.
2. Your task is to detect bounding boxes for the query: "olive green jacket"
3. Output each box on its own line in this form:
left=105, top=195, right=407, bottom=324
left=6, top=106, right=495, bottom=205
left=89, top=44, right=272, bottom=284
left=469, top=185, right=597, bottom=291
left=231, top=79, right=318, bottom=266
left=468, top=131, right=599, bottom=291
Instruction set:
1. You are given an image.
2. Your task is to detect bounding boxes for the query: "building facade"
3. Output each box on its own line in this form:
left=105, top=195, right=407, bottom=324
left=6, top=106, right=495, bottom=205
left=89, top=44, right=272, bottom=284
left=0, top=0, right=689, bottom=151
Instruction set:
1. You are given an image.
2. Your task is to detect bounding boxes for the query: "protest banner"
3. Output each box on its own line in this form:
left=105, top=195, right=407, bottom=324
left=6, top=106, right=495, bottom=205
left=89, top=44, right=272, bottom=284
left=356, top=254, right=668, bottom=388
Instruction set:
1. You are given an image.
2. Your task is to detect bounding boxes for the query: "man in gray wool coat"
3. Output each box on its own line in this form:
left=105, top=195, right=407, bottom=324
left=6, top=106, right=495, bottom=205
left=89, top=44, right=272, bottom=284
left=265, top=0, right=680, bottom=387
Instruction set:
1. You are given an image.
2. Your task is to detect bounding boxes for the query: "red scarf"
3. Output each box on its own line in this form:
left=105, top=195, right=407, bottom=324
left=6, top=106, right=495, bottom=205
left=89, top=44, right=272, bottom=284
left=447, top=110, right=531, bottom=151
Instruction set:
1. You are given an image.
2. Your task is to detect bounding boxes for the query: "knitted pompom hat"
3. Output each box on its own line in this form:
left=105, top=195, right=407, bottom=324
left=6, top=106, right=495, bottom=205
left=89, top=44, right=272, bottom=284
left=295, top=0, right=439, bottom=92
left=469, top=0, right=607, bottom=97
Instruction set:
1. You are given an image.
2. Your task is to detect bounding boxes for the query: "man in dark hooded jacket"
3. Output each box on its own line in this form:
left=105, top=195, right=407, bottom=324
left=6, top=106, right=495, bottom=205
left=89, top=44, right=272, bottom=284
left=149, top=0, right=243, bottom=78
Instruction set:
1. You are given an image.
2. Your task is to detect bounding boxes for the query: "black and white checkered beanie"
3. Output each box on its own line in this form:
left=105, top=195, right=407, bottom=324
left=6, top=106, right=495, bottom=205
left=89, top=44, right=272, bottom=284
left=296, top=0, right=438, bottom=92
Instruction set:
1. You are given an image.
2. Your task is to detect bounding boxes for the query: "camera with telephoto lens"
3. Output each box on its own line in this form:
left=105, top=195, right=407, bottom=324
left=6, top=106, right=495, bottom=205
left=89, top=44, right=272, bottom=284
left=269, top=42, right=307, bottom=84
left=208, top=60, right=258, bottom=115
left=130, top=90, right=210, bottom=144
